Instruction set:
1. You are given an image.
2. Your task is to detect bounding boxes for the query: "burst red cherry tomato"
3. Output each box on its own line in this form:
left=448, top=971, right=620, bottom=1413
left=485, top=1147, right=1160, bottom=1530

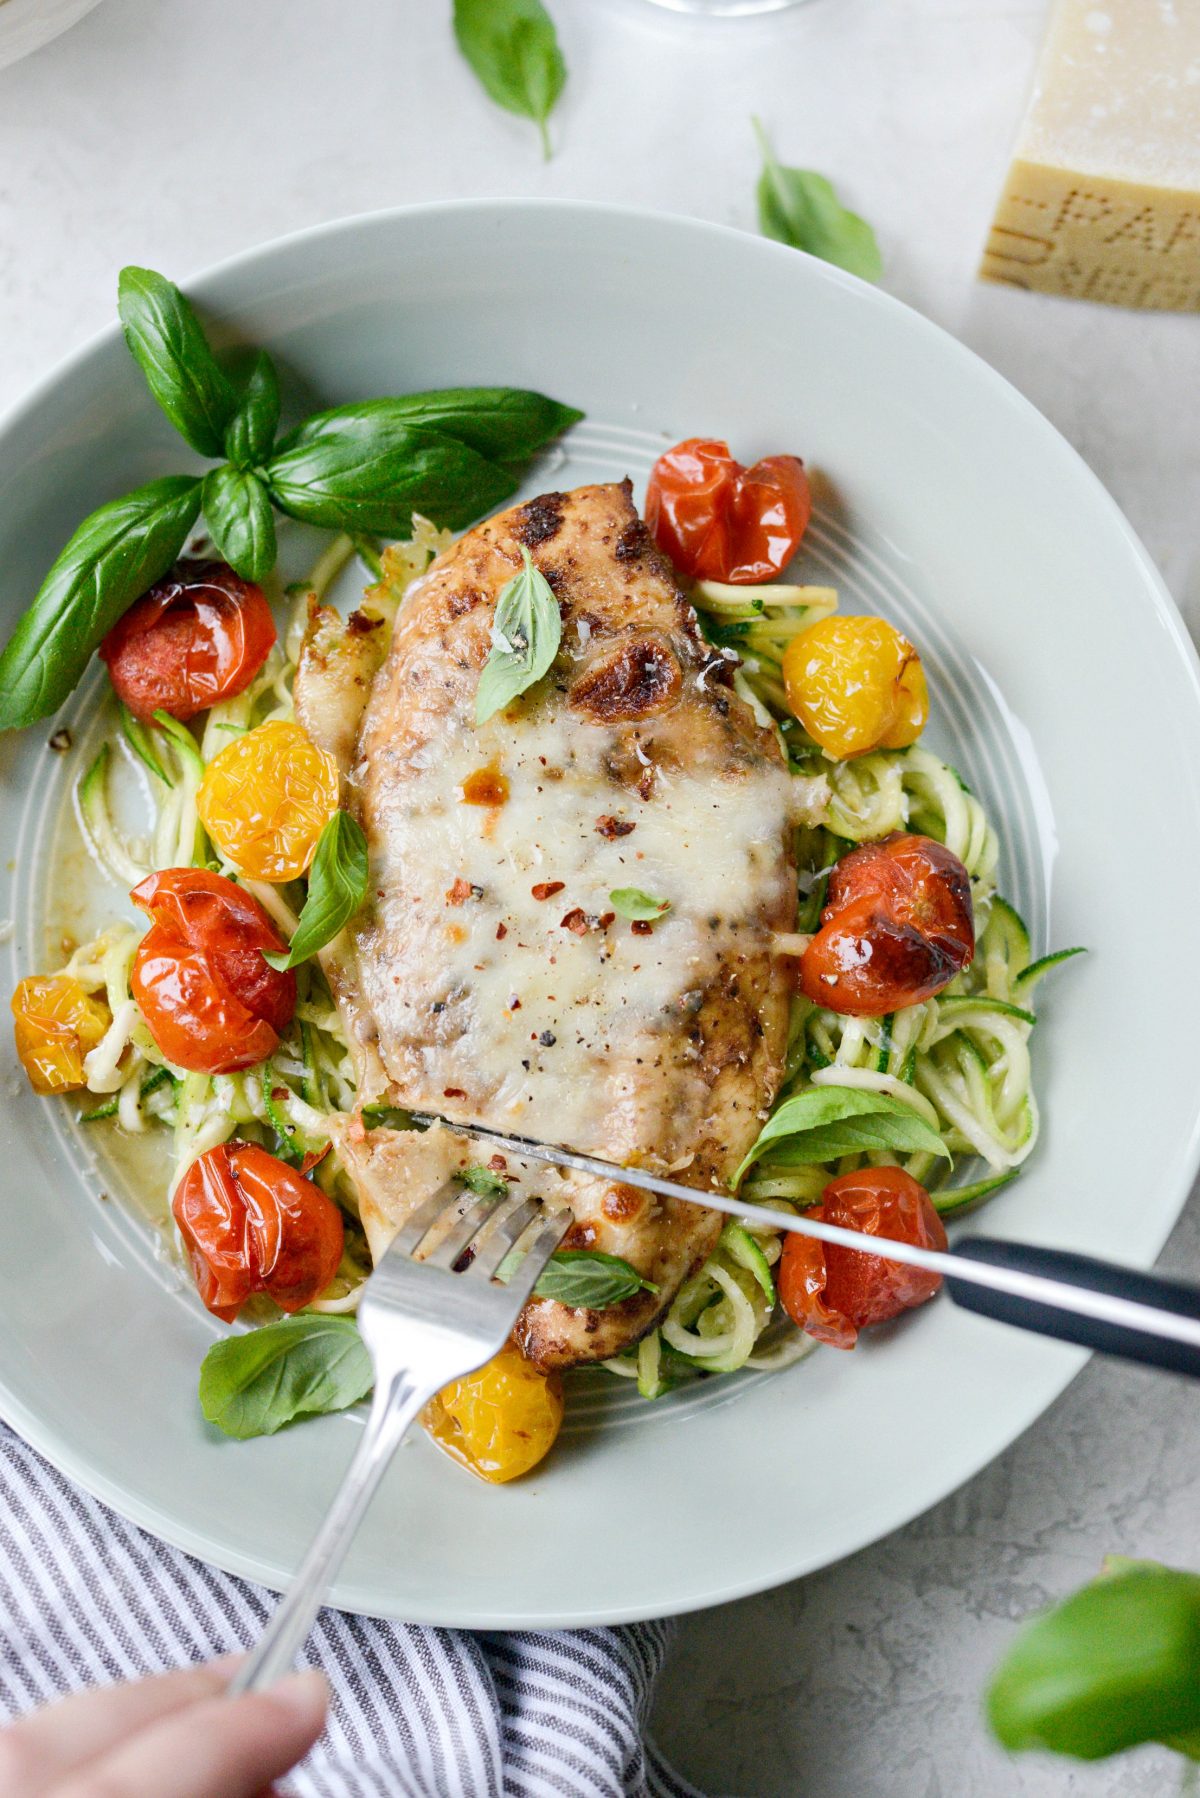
left=800, top=832, right=974, bottom=1016
left=645, top=438, right=812, bottom=584
left=130, top=869, right=295, bottom=1074
left=173, top=1140, right=344, bottom=1321
left=779, top=1166, right=948, bottom=1350
left=99, top=559, right=276, bottom=722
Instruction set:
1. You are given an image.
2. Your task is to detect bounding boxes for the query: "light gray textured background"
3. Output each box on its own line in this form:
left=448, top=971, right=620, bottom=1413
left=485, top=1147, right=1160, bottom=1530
left=1, top=1, right=1197, bottom=1792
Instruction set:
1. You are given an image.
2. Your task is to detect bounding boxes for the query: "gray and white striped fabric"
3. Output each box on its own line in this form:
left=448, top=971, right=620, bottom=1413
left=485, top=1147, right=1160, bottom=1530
left=0, top=1424, right=701, bottom=1797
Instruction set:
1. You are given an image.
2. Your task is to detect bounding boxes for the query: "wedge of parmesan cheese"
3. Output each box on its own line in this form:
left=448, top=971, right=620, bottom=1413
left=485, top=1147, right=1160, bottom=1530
left=980, top=1, right=1200, bottom=310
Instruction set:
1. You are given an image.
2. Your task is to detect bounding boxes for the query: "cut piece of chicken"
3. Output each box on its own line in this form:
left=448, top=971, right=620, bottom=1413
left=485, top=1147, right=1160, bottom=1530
left=331, top=480, right=796, bottom=1368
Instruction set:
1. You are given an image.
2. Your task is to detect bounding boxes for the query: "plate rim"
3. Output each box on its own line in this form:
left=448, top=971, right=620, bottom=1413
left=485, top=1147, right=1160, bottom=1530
left=3, top=197, right=1200, bottom=1627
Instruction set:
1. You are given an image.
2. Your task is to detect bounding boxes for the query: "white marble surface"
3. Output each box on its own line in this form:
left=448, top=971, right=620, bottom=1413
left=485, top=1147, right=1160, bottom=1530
left=1, top=0, right=1198, bottom=1791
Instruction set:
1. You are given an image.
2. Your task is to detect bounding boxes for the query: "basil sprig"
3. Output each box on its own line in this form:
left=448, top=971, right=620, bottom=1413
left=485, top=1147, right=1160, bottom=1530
left=534, top=1250, right=657, bottom=1310
left=476, top=546, right=562, bottom=724
left=988, top=1561, right=1200, bottom=1763
left=754, top=119, right=882, bottom=283
left=0, top=476, right=201, bottom=731
left=199, top=1314, right=373, bottom=1439
left=224, top=348, right=281, bottom=469
left=201, top=465, right=277, bottom=584
left=735, top=1085, right=948, bottom=1184
left=453, top=0, right=566, bottom=160
left=264, top=391, right=579, bottom=536
left=265, top=811, right=369, bottom=971
left=610, top=888, right=670, bottom=922
left=0, top=267, right=582, bottom=730
left=118, top=266, right=238, bottom=456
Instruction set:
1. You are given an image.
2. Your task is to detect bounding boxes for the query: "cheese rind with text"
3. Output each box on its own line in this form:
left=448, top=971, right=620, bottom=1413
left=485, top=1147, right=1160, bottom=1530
left=980, top=0, right=1200, bottom=311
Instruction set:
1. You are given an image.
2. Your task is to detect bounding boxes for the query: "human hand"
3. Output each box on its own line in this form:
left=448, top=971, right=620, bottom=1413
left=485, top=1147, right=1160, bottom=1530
left=0, top=1655, right=327, bottom=1797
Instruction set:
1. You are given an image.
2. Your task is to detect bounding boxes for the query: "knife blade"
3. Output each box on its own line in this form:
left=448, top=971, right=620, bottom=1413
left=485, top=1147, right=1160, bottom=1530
left=414, top=1112, right=1200, bottom=1371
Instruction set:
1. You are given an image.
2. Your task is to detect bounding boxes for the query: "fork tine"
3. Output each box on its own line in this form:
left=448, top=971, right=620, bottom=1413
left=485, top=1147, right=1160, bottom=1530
left=390, top=1178, right=465, bottom=1257
left=496, top=1208, right=573, bottom=1308
left=469, top=1195, right=543, bottom=1278
left=422, top=1189, right=506, bottom=1271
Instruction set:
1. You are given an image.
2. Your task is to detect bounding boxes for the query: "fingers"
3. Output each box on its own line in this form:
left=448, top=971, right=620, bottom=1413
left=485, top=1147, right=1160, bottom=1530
left=0, top=1658, right=241, bottom=1795
left=52, top=1668, right=328, bottom=1798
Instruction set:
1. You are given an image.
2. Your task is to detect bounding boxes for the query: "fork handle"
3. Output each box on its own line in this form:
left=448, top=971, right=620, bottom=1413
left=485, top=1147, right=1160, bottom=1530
left=228, top=1374, right=428, bottom=1694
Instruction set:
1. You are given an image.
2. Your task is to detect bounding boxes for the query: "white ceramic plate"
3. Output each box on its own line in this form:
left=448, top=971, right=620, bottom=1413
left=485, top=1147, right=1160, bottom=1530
left=2, top=202, right=1199, bottom=1628
left=0, top=0, right=104, bottom=72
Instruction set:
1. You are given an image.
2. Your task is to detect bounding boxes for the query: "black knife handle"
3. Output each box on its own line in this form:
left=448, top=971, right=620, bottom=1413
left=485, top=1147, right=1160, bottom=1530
left=946, top=1237, right=1200, bottom=1378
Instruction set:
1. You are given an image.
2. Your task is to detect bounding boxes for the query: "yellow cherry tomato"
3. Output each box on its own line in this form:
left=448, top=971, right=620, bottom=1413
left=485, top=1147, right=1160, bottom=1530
left=197, top=720, right=339, bottom=881
left=782, top=615, right=929, bottom=760
left=423, top=1344, right=564, bottom=1483
left=11, top=976, right=110, bottom=1095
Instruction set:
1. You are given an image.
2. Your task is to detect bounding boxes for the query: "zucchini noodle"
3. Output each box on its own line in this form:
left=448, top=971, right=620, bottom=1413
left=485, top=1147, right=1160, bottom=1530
left=603, top=579, right=1068, bottom=1395
left=52, top=524, right=448, bottom=1305
left=45, top=534, right=1070, bottom=1407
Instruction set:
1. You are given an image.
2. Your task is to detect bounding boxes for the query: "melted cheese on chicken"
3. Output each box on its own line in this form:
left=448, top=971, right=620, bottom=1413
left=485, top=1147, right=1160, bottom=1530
left=309, top=481, right=796, bottom=1367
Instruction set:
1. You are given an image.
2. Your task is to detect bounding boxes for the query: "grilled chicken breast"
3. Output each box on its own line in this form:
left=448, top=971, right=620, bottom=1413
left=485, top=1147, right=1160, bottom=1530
left=303, top=480, right=796, bottom=1367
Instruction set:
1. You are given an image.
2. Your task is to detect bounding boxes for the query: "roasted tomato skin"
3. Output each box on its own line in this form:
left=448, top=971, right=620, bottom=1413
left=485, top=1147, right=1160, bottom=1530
left=173, top=1141, right=344, bottom=1322
left=130, top=869, right=295, bottom=1074
left=645, top=438, right=811, bottom=584
left=11, top=975, right=110, bottom=1094
left=779, top=1166, right=948, bottom=1350
left=197, top=719, right=339, bottom=882
left=782, top=614, right=928, bottom=759
left=800, top=832, right=974, bottom=1016
left=423, top=1344, right=564, bottom=1483
left=98, top=560, right=276, bottom=722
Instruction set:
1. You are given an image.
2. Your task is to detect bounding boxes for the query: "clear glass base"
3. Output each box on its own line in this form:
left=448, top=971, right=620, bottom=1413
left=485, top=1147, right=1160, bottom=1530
left=640, top=0, right=811, bottom=12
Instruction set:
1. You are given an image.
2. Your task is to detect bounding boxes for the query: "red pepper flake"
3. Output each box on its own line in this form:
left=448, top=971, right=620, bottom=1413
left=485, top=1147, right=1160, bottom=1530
left=631, top=919, right=654, bottom=936
left=509, top=995, right=522, bottom=1010
left=299, top=1143, right=331, bottom=1176
left=531, top=881, right=565, bottom=900
left=271, top=1087, right=290, bottom=1103
left=496, top=922, right=508, bottom=940
left=488, top=1154, right=509, bottom=1173
left=443, top=1087, right=467, bottom=1099
left=598, top=912, right=615, bottom=930
left=445, top=878, right=473, bottom=905
left=561, top=908, right=589, bottom=935
left=596, top=815, right=635, bottom=839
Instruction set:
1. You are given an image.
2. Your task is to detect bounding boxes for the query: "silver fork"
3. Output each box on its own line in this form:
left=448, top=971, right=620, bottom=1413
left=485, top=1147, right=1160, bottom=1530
left=228, top=1178, right=570, bottom=1693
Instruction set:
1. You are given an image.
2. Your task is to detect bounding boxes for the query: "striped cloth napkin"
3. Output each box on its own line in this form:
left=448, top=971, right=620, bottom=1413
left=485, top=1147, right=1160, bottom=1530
left=0, top=1424, right=700, bottom=1797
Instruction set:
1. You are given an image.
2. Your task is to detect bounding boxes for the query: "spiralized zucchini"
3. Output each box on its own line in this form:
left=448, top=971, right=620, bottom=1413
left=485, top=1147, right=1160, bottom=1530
left=57, top=526, right=447, bottom=1304
left=603, top=580, right=1066, bottom=1395
left=54, top=539, right=1069, bottom=1402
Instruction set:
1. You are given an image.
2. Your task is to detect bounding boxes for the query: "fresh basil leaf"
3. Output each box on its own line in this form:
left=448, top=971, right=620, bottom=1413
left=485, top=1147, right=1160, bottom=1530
left=0, top=476, right=202, bottom=731
left=460, top=1165, right=509, bottom=1198
left=264, top=811, right=369, bottom=970
left=265, top=389, right=581, bottom=534
left=754, top=120, right=882, bottom=283
left=454, top=0, right=566, bottom=160
left=223, top=349, right=281, bottom=469
left=342, top=388, right=582, bottom=466
left=533, top=1250, right=657, bottom=1309
left=199, top=1315, right=373, bottom=1439
left=609, top=887, right=670, bottom=922
left=475, top=547, right=561, bottom=724
left=202, top=465, right=277, bottom=583
left=117, top=266, right=238, bottom=457
left=736, top=1086, right=948, bottom=1182
left=987, top=1563, right=1200, bottom=1762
